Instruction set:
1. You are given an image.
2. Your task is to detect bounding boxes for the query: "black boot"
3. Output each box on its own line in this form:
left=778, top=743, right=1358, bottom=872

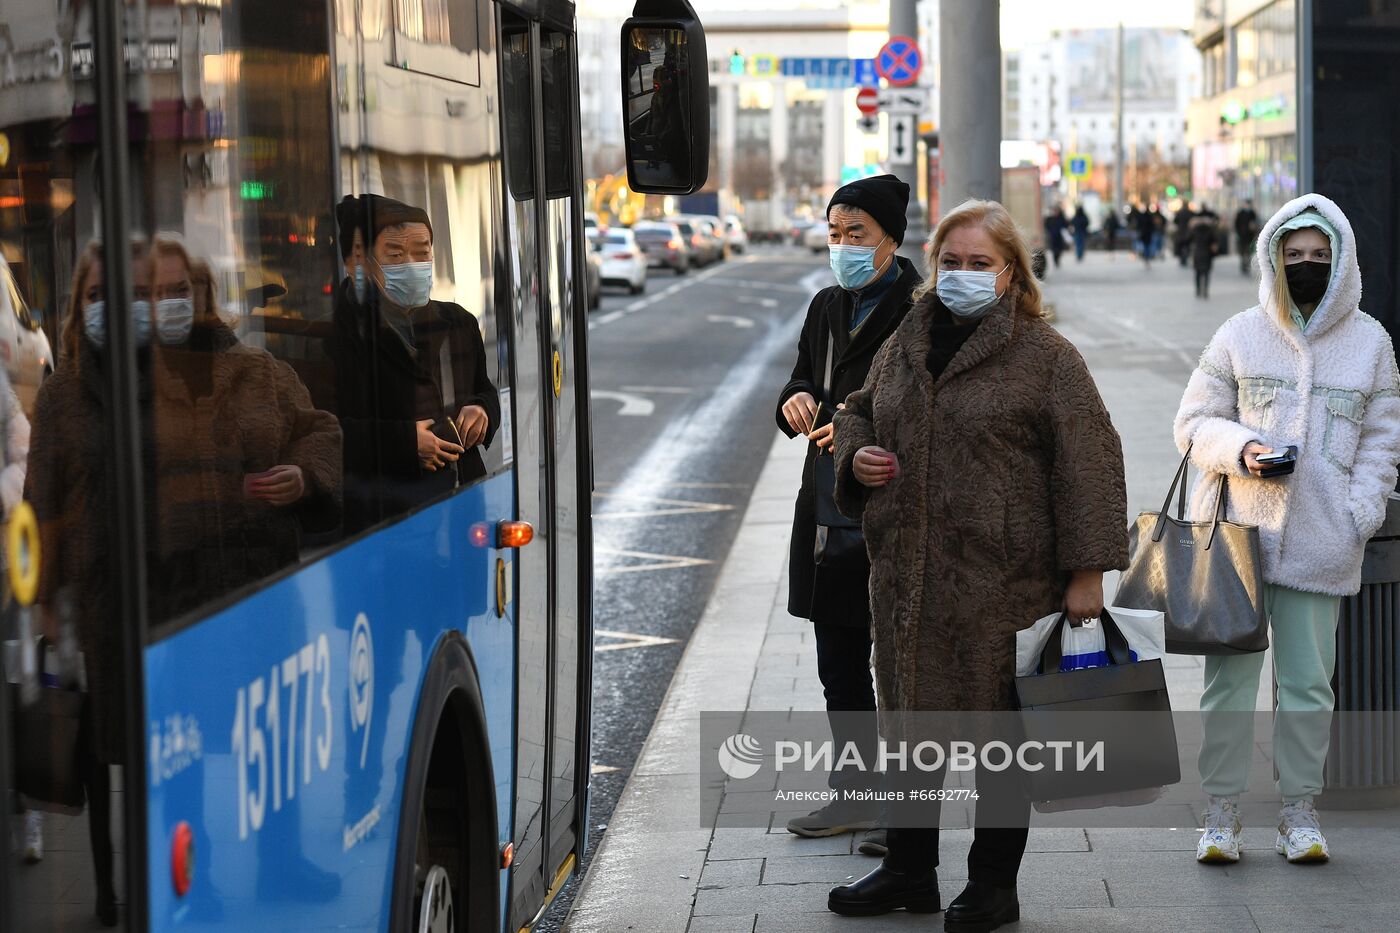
left=943, top=880, right=1019, bottom=933
left=827, top=863, right=941, bottom=916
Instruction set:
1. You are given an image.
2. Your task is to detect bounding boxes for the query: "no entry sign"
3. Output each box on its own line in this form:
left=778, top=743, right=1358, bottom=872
left=856, top=87, right=879, bottom=115
left=876, top=36, right=922, bottom=88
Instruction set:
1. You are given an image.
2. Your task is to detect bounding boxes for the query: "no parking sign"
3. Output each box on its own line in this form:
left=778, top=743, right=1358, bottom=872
left=875, top=36, right=922, bottom=88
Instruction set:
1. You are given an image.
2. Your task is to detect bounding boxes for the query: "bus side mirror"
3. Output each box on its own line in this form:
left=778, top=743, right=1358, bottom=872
left=620, top=0, right=709, bottom=195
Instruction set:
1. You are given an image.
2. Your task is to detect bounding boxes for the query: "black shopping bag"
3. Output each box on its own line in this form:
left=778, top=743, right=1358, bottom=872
left=1013, top=611, right=1180, bottom=806
left=10, top=644, right=86, bottom=814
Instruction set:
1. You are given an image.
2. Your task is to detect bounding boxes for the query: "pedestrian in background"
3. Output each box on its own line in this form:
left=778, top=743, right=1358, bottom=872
left=1190, top=207, right=1220, bottom=299
left=1235, top=199, right=1260, bottom=274
left=1174, top=193, right=1400, bottom=867
left=1135, top=203, right=1157, bottom=266
left=826, top=198, right=1128, bottom=928
left=1149, top=202, right=1167, bottom=260
left=776, top=174, right=922, bottom=851
left=1103, top=209, right=1122, bottom=257
left=1043, top=205, right=1067, bottom=270
left=1174, top=201, right=1197, bottom=267
left=1070, top=204, right=1090, bottom=262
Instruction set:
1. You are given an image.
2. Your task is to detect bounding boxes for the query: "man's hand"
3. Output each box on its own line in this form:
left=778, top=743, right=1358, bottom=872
left=808, top=402, right=845, bottom=452
left=417, top=419, right=464, bottom=471
left=782, top=391, right=818, bottom=437
left=454, top=405, right=490, bottom=448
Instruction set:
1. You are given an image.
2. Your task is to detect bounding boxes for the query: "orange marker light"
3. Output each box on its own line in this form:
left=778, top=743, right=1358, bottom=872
left=496, top=521, right=533, bottom=549
left=171, top=822, right=195, bottom=897
left=469, top=522, right=493, bottom=548
left=500, top=842, right=514, bottom=868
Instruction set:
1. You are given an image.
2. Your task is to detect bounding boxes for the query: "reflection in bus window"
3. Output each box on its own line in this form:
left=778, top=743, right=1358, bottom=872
left=145, top=236, right=342, bottom=623
left=331, top=194, right=500, bottom=534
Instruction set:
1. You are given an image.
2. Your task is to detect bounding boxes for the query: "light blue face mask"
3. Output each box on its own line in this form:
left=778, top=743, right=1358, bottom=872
left=829, top=236, right=889, bottom=291
left=155, top=297, right=195, bottom=345
left=83, top=300, right=153, bottom=348
left=379, top=260, right=433, bottom=308
left=936, top=266, right=1007, bottom=320
left=352, top=265, right=368, bottom=304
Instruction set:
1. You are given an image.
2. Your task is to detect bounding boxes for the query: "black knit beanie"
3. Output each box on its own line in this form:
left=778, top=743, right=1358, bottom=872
left=336, top=194, right=434, bottom=258
left=826, top=174, right=911, bottom=245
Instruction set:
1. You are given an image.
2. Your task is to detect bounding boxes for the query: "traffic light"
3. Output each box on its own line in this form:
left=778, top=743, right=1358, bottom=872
left=729, top=50, right=744, bottom=75
left=1165, top=184, right=1178, bottom=198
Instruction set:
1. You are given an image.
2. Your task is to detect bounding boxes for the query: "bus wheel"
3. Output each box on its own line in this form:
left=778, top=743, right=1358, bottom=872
left=417, top=864, right=455, bottom=933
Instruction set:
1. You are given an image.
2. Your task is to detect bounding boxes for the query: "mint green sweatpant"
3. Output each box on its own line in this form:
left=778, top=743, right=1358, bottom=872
left=1198, top=584, right=1342, bottom=801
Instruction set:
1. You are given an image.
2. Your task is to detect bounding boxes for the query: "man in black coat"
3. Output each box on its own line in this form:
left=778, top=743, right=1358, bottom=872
left=1234, top=199, right=1259, bottom=274
left=775, top=174, right=922, bottom=844
left=332, top=194, right=501, bottom=533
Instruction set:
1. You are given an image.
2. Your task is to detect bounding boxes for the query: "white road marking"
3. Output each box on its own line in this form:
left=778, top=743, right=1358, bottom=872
left=590, top=390, right=655, bottom=417
left=736, top=296, right=780, bottom=308
left=619, top=385, right=692, bottom=393
left=594, top=547, right=715, bottom=576
left=707, top=314, right=754, bottom=328
left=592, top=492, right=735, bottom=519
left=596, top=310, right=625, bottom=324
left=593, top=629, right=682, bottom=652
left=590, top=763, right=621, bottom=775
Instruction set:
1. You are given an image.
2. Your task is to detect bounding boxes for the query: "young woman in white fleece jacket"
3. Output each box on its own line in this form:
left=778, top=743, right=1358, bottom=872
left=1174, top=193, right=1400, bottom=866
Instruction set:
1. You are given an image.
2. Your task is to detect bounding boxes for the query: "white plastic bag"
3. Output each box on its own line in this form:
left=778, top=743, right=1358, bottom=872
left=1014, top=607, right=1165, bottom=678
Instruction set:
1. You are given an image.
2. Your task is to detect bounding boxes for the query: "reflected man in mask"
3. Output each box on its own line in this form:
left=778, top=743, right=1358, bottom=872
left=332, top=194, right=500, bottom=533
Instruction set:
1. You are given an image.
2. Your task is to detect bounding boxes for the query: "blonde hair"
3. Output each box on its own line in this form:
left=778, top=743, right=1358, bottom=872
left=149, top=233, right=221, bottom=328
left=1267, top=226, right=1328, bottom=327
left=60, top=238, right=150, bottom=364
left=913, top=198, right=1045, bottom=317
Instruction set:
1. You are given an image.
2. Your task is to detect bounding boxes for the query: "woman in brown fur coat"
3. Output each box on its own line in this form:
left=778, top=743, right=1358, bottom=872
left=827, top=200, right=1128, bottom=929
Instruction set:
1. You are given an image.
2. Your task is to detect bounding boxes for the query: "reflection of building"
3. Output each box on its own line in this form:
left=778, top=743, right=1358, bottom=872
left=1187, top=1, right=1400, bottom=342
left=1007, top=27, right=1197, bottom=200
left=577, top=0, right=628, bottom=180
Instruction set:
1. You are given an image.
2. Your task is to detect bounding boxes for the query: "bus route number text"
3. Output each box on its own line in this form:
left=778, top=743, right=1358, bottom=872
left=231, top=634, right=333, bottom=840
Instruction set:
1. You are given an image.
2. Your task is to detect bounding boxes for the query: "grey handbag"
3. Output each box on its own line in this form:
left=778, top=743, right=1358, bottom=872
left=1114, top=447, right=1268, bottom=655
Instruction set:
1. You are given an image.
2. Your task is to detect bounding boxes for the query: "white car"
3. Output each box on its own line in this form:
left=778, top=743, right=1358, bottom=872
left=595, top=229, right=648, bottom=295
left=0, top=255, right=53, bottom=414
left=803, top=221, right=830, bottom=253
left=724, top=215, right=749, bottom=254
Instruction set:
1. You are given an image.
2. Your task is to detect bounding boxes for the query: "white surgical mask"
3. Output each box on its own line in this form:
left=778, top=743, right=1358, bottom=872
left=83, top=299, right=153, bottom=348
left=155, top=297, right=195, bottom=345
left=936, top=266, right=1007, bottom=320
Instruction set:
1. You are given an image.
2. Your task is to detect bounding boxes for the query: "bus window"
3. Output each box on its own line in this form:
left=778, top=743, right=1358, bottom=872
left=390, top=0, right=481, bottom=85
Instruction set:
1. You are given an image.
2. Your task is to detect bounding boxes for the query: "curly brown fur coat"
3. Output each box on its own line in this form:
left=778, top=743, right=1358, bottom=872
left=833, top=291, right=1128, bottom=712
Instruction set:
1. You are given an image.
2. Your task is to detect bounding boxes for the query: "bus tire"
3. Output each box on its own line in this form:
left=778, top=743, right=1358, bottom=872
left=391, top=634, right=498, bottom=933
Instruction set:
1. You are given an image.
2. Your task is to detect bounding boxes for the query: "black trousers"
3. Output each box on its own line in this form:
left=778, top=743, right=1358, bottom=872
left=885, top=758, right=1031, bottom=887
left=813, top=623, right=876, bottom=792
left=1195, top=264, right=1213, bottom=297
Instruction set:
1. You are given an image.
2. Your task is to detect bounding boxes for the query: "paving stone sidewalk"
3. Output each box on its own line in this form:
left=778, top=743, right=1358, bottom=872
left=563, top=252, right=1400, bottom=933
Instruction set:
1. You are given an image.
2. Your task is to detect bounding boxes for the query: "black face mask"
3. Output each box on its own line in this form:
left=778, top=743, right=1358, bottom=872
left=1285, top=260, right=1331, bottom=305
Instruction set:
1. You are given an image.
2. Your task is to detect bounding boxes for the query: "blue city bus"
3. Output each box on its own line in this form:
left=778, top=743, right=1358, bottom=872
left=0, top=0, right=706, bottom=930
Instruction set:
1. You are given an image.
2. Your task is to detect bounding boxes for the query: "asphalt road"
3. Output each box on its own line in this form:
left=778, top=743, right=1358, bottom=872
left=537, top=244, right=829, bottom=928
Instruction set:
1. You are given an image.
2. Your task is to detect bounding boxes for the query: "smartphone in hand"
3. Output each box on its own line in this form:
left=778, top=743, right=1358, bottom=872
left=1256, top=445, right=1298, bottom=478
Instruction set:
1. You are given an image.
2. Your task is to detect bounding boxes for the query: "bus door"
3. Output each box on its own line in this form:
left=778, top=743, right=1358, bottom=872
left=498, top=4, right=586, bottom=925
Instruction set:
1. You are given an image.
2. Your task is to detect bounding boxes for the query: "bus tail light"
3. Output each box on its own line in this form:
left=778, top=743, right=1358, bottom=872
left=171, top=821, right=194, bottom=897
left=497, top=520, right=533, bottom=548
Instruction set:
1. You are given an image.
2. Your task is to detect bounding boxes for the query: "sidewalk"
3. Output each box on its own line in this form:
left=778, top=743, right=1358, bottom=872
left=562, top=253, right=1400, bottom=933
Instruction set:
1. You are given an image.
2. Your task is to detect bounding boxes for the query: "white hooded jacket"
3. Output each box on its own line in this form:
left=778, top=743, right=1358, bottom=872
left=1173, top=193, right=1400, bottom=597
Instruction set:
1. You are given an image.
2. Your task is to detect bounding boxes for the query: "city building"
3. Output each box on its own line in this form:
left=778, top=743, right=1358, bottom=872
left=1007, top=26, right=1198, bottom=204
left=1186, top=0, right=1400, bottom=338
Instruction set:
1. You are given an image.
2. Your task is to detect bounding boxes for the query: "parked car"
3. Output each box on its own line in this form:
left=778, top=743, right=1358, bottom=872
left=585, top=246, right=603, bottom=309
left=724, top=215, right=749, bottom=254
left=631, top=221, right=691, bottom=275
left=790, top=219, right=818, bottom=245
left=691, top=215, right=730, bottom=261
left=0, top=254, right=53, bottom=414
left=595, top=229, right=648, bottom=294
left=674, top=218, right=719, bottom=267
left=803, top=221, right=829, bottom=253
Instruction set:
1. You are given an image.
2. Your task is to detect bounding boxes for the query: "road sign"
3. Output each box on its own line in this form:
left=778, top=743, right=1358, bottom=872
left=1067, top=153, right=1093, bottom=179
left=854, top=59, right=879, bottom=88
left=856, top=87, right=879, bottom=115
left=876, top=87, right=927, bottom=114
left=857, top=115, right=880, bottom=135
left=875, top=36, right=922, bottom=88
left=890, top=114, right=916, bottom=164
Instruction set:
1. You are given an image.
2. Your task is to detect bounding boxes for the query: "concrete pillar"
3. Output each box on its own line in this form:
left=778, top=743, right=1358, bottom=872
left=717, top=79, right=738, bottom=209
left=769, top=83, right=789, bottom=205
left=938, top=0, right=1002, bottom=209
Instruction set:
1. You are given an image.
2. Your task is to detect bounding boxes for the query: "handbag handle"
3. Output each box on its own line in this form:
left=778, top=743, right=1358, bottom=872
left=1038, top=608, right=1133, bottom=675
left=1151, top=444, right=1229, bottom=550
left=822, top=328, right=836, bottom=402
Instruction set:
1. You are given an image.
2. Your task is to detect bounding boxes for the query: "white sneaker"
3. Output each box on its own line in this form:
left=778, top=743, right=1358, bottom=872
left=1197, top=795, right=1242, bottom=864
left=23, top=810, right=43, bottom=864
left=1276, top=799, right=1329, bottom=863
